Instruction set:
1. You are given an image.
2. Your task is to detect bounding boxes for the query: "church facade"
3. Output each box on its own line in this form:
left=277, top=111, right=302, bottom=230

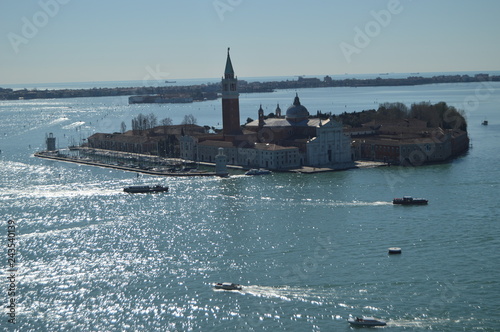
left=179, top=49, right=354, bottom=170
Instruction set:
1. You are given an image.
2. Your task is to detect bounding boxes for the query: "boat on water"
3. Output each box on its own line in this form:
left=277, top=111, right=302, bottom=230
left=482, top=120, right=488, bottom=125
left=388, top=247, right=402, bottom=254
left=245, top=168, right=271, bottom=175
left=348, top=316, right=387, bottom=327
left=213, top=282, right=242, bottom=291
left=393, top=196, right=428, bottom=205
left=123, top=185, right=169, bottom=193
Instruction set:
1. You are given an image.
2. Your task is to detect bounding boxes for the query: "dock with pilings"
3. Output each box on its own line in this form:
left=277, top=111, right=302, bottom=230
left=34, top=151, right=217, bottom=177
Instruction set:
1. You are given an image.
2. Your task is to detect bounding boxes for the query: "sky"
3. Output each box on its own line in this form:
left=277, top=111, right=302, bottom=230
left=1, top=0, right=500, bottom=85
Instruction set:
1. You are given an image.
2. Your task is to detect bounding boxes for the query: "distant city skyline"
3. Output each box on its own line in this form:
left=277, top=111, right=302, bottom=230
left=1, top=0, right=500, bottom=85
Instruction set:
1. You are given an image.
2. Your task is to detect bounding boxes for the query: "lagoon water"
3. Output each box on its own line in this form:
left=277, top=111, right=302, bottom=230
left=1, top=80, right=500, bottom=331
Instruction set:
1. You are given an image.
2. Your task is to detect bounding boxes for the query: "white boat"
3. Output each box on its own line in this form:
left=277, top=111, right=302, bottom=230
left=213, top=282, right=242, bottom=291
left=348, top=316, right=387, bottom=327
left=388, top=247, right=402, bottom=254
left=245, top=168, right=271, bottom=175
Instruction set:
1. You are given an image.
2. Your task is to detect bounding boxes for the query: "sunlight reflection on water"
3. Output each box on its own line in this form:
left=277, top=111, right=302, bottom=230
left=2, top=84, right=500, bottom=330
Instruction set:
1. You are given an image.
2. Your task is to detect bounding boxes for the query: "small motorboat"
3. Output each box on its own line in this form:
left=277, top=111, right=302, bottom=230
left=348, top=316, right=387, bottom=327
left=245, top=168, right=271, bottom=175
left=123, top=185, right=169, bottom=193
left=213, top=282, right=242, bottom=291
left=393, top=196, right=428, bottom=205
left=388, top=247, right=402, bottom=254
left=482, top=120, right=488, bottom=125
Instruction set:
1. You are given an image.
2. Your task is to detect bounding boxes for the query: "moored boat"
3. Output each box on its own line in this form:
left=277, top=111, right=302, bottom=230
left=393, top=196, right=428, bottom=205
left=213, top=282, right=242, bottom=291
left=348, top=316, right=387, bottom=327
left=123, top=185, right=169, bottom=193
left=245, top=168, right=271, bottom=175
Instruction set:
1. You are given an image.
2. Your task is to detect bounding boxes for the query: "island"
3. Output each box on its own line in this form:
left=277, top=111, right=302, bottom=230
left=31, top=51, right=472, bottom=172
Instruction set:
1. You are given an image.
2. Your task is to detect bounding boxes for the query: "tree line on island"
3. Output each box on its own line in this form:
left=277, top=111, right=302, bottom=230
left=249, top=101, right=467, bottom=132
left=330, top=101, right=467, bottom=131
left=121, top=113, right=199, bottom=133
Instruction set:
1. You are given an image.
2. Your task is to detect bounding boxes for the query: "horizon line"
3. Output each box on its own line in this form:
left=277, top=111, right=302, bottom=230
left=2, top=69, right=500, bottom=89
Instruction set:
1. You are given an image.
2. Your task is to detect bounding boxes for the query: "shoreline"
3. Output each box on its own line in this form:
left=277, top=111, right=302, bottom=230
left=2, top=73, right=498, bottom=101
left=34, top=150, right=388, bottom=176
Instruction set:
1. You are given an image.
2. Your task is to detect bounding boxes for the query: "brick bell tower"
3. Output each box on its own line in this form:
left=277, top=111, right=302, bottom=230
left=221, top=48, right=241, bottom=137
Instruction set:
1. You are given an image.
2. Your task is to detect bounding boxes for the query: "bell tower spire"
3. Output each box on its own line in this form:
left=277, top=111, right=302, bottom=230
left=224, top=47, right=234, bottom=79
left=221, top=48, right=241, bottom=137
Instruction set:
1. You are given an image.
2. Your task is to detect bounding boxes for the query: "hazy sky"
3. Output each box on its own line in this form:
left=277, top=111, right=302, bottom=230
left=1, top=0, right=499, bottom=85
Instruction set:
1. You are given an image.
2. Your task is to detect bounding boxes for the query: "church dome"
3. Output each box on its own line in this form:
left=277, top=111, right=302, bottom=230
left=286, top=94, right=309, bottom=121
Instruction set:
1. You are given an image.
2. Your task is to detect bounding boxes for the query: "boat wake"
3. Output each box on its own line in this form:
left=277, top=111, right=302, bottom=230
left=49, top=117, right=69, bottom=125
left=348, top=200, right=392, bottom=206
left=2, top=188, right=120, bottom=200
left=62, top=121, right=85, bottom=129
left=385, top=317, right=449, bottom=328
left=238, top=285, right=329, bottom=305
left=20, top=219, right=118, bottom=240
left=302, top=200, right=392, bottom=207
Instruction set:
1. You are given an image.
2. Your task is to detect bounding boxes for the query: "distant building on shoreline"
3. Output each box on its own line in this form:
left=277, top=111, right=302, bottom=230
left=349, top=118, right=469, bottom=165
left=87, top=124, right=206, bottom=157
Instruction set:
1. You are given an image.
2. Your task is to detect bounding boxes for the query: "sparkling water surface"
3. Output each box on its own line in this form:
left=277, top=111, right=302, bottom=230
left=1, top=81, right=499, bottom=331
